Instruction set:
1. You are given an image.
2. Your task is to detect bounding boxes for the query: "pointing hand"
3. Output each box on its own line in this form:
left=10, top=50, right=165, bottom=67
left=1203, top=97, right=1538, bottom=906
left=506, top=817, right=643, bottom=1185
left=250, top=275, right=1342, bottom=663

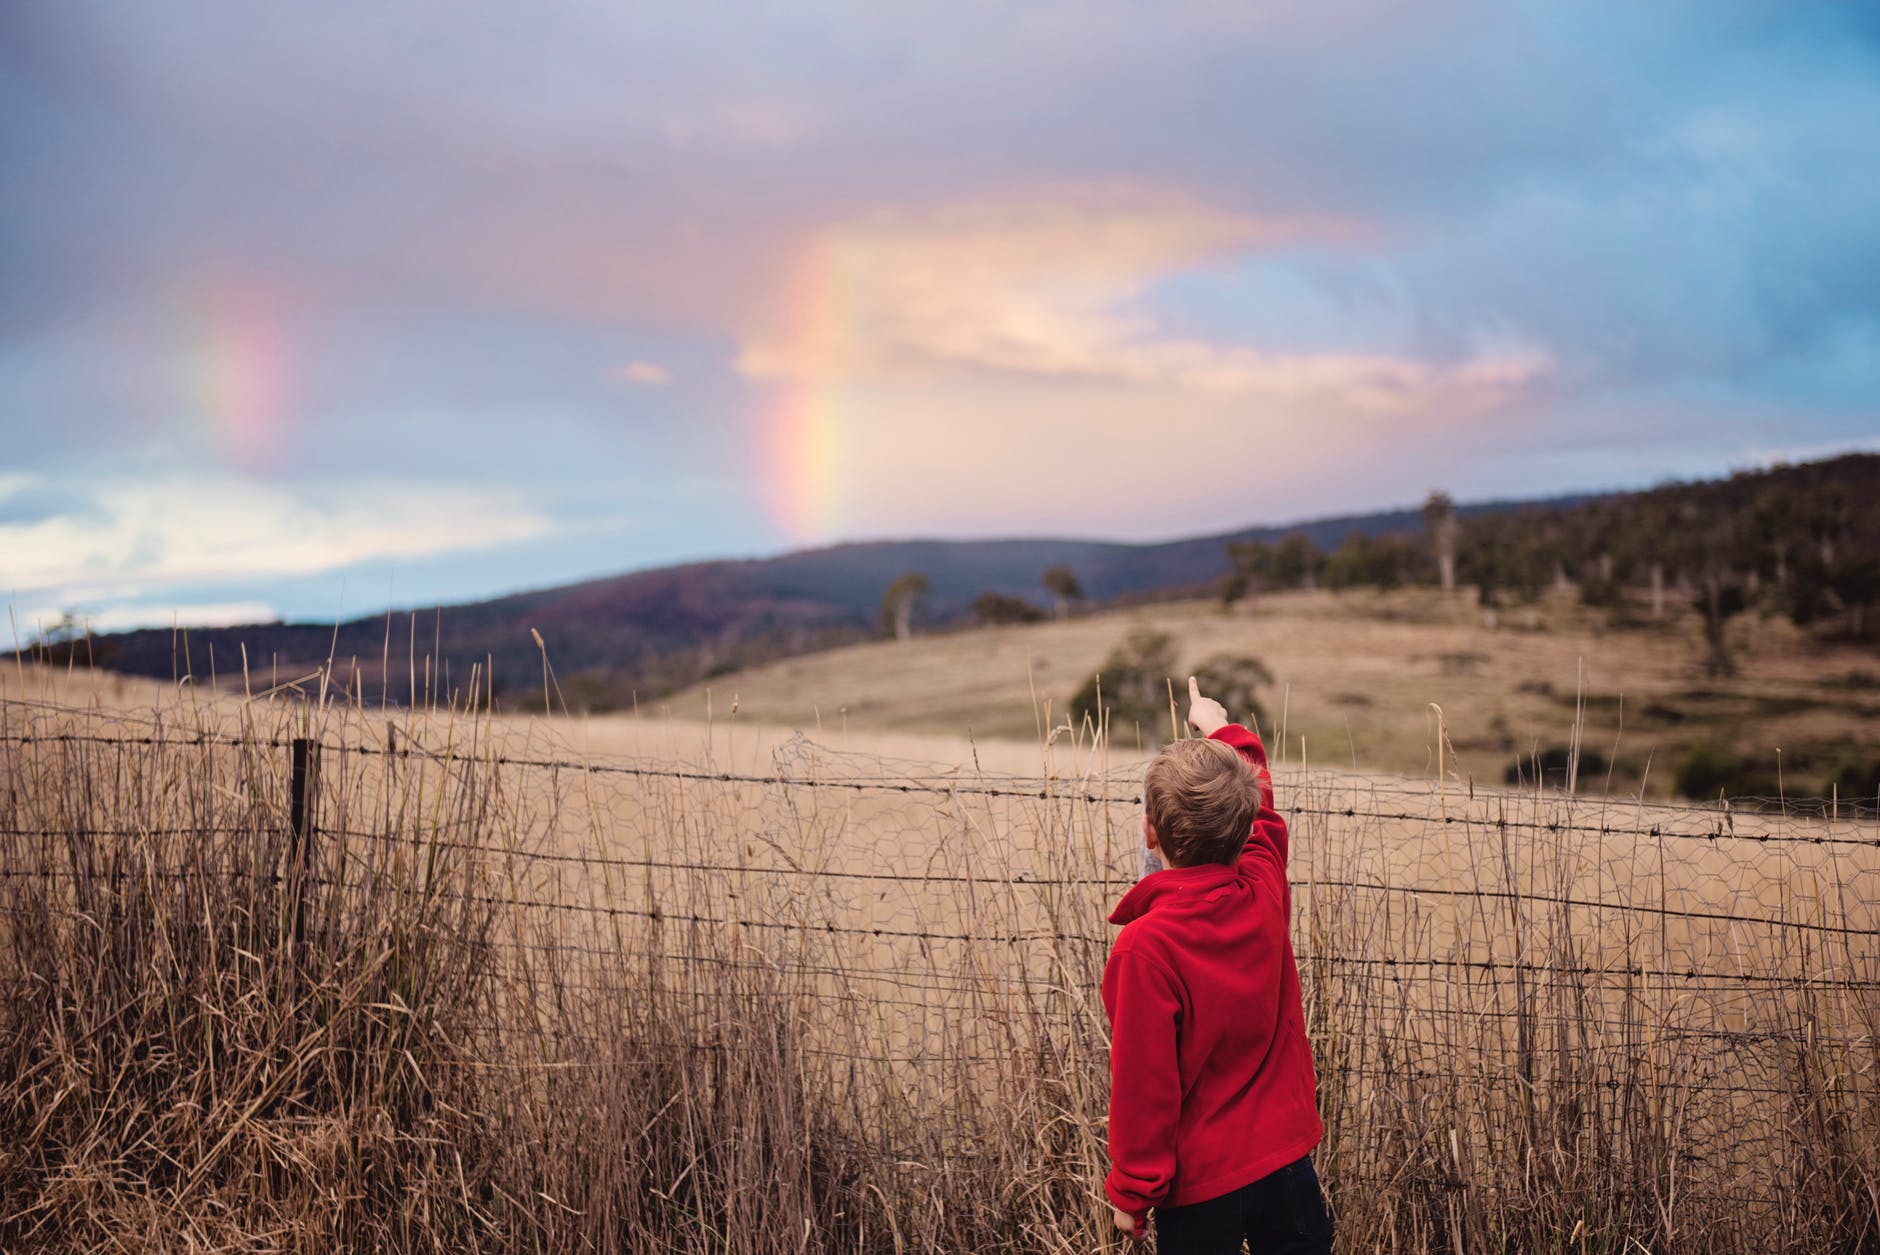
left=1186, top=676, right=1229, bottom=737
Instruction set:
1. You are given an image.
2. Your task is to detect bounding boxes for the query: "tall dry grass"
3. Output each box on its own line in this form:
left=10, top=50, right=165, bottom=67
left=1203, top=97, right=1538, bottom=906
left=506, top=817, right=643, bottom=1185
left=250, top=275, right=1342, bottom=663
left=1, top=670, right=1876, bottom=1252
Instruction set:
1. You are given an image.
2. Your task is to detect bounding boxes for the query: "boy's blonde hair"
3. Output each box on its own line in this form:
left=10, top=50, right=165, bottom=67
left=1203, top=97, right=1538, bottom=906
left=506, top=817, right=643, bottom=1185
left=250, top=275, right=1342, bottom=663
left=1144, top=737, right=1267, bottom=867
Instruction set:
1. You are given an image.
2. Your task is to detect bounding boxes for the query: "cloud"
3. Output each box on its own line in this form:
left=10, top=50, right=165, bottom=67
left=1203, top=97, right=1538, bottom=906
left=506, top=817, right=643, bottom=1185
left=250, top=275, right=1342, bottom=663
left=737, top=186, right=1552, bottom=415
left=1, top=474, right=554, bottom=622
left=612, top=360, right=673, bottom=386
left=659, top=101, right=821, bottom=151
left=1, top=0, right=1875, bottom=612
left=9, top=600, right=287, bottom=643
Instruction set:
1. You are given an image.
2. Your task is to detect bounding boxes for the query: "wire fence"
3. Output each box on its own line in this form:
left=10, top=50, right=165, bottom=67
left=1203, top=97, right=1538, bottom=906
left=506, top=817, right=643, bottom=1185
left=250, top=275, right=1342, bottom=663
left=4, top=697, right=1878, bottom=1239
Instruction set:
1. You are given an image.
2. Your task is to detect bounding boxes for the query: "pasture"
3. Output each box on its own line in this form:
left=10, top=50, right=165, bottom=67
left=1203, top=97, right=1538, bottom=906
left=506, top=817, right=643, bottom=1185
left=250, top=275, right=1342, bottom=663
left=1, top=660, right=1876, bottom=1251
left=665, top=587, right=1880, bottom=801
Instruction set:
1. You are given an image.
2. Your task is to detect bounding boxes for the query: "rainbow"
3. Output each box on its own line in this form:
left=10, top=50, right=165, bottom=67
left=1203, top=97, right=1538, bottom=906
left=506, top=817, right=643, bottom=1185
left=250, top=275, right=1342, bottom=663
left=762, top=388, right=842, bottom=544
left=186, top=283, right=287, bottom=472
left=757, top=233, right=861, bottom=543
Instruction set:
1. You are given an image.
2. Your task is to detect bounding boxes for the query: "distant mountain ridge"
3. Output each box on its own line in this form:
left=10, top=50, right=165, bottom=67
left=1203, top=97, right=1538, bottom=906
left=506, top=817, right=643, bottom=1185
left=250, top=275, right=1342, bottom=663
left=74, top=491, right=1592, bottom=704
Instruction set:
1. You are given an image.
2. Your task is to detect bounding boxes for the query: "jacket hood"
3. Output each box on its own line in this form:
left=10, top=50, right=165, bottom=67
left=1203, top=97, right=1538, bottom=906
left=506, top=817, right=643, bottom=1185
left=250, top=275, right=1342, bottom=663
left=1108, top=861, right=1241, bottom=926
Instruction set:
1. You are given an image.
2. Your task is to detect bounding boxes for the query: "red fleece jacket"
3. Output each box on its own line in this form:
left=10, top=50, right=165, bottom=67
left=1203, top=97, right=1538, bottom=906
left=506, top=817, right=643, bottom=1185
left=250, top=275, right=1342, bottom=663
left=1102, top=723, right=1324, bottom=1220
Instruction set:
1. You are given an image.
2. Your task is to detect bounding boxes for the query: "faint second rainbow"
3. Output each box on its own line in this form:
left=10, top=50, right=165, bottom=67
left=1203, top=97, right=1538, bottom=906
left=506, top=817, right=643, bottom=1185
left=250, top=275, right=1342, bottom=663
left=183, top=281, right=289, bottom=472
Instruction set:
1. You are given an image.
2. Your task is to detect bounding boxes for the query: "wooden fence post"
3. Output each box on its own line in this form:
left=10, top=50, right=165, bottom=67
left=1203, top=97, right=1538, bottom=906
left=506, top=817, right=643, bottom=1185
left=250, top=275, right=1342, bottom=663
left=289, top=737, right=319, bottom=947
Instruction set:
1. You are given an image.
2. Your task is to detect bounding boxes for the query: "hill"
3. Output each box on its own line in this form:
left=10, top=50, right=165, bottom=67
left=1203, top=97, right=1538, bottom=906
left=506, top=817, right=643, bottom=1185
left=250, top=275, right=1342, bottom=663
left=47, top=451, right=1879, bottom=713
left=661, top=586, right=1880, bottom=804
left=55, top=496, right=1581, bottom=703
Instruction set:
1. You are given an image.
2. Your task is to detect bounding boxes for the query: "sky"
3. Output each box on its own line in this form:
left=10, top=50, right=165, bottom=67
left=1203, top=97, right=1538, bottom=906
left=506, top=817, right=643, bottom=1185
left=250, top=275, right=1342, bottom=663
left=3, top=0, right=1878, bottom=633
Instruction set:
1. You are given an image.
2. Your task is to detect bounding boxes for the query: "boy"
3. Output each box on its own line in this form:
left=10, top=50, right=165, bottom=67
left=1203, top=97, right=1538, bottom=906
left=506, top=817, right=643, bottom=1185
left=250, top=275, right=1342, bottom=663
left=1103, top=678, right=1330, bottom=1253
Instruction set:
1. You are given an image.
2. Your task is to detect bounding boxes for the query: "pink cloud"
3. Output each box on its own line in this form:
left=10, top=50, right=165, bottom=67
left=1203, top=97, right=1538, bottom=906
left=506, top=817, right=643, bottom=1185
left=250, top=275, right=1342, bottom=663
left=737, top=184, right=1549, bottom=416
left=734, top=184, right=1556, bottom=542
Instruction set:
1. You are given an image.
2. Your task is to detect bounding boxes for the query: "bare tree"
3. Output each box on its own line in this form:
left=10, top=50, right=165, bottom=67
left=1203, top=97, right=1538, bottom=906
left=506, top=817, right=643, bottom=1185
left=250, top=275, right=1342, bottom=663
left=879, top=572, right=929, bottom=641
left=1041, top=565, right=1084, bottom=620
left=1422, top=491, right=1459, bottom=595
left=1696, top=572, right=1748, bottom=677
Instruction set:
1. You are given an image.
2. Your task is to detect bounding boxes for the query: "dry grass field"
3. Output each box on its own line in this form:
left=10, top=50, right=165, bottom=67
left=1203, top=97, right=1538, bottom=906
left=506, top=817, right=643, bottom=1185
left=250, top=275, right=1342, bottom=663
left=3, top=656, right=1877, bottom=1252
left=666, top=587, right=1880, bottom=801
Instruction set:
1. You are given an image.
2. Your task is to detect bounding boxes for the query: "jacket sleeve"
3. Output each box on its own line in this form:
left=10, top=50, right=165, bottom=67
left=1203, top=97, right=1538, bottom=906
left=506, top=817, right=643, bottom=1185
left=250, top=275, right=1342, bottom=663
left=1102, top=945, right=1184, bottom=1219
left=1208, top=723, right=1290, bottom=871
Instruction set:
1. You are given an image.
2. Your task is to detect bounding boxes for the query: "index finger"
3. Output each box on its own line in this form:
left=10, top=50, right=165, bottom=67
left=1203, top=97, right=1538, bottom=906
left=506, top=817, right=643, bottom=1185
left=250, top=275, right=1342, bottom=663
left=1188, top=675, right=1201, bottom=704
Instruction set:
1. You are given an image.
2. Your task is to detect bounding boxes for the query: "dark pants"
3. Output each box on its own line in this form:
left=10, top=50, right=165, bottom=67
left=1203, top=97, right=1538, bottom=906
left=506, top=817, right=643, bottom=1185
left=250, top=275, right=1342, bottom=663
left=1152, top=1155, right=1333, bottom=1255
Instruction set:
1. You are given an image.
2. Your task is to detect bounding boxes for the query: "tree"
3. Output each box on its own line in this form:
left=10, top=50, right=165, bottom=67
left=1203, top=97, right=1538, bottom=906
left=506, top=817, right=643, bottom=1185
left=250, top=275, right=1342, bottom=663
left=38, top=611, right=81, bottom=649
left=1067, top=628, right=1179, bottom=745
left=971, top=590, right=1047, bottom=626
left=1828, top=555, right=1880, bottom=640
left=1694, top=571, right=1749, bottom=677
left=1786, top=558, right=1837, bottom=628
left=879, top=572, right=929, bottom=641
left=1067, top=635, right=1275, bottom=748
left=1619, top=502, right=1676, bottom=620
left=1270, top=535, right=1324, bottom=590
left=30, top=610, right=110, bottom=669
left=1422, top=491, right=1460, bottom=594
left=1680, top=507, right=1753, bottom=675
left=1225, top=540, right=1273, bottom=582
left=1458, top=516, right=1551, bottom=605
left=1322, top=533, right=1370, bottom=591
left=1324, top=532, right=1418, bottom=591
left=1042, top=565, right=1085, bottom=619
left=1189, top=653, right=1273, bottom=734
left=1803, top=483, right=1853, bottom=568
left=1748, top=487, right=1802, bottom=589
left=1216, top=571, right=1249, bottom=611
left=1220, top=540, right=1273, bottom=611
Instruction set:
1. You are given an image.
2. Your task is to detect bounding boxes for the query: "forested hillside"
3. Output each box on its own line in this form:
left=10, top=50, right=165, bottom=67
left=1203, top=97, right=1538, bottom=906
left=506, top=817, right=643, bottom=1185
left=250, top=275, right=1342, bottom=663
left=37, top=499, right=1564, bottom=702
left=36, top=454, right=1876, bottom=708
left=1216, top=454, right=1878, bottom=675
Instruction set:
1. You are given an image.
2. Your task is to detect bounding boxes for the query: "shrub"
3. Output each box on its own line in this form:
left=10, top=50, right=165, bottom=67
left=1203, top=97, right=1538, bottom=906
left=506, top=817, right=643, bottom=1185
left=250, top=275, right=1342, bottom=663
left=1068, top=628, right=1178, bottom=744
left=1675, top=741, right=1782, bottom=800
left=1068, top=637, right=1275, bottom=747
left=1189, top=653, right=1273, bottom=734
left=1504, top=744, right=1613, bottom=790
left=1831, top=757, right=1880, bottom=805
left=971, top=591, right=1048, bottom=626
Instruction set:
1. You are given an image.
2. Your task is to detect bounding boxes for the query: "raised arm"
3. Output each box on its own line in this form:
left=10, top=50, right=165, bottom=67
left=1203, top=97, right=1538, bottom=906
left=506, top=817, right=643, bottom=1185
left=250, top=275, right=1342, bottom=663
left=1186, top=677, right=1290, bottom=868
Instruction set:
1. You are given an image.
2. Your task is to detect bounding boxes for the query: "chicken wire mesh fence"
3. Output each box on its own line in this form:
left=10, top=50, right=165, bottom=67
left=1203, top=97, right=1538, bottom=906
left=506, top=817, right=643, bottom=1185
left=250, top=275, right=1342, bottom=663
left=3, top=693, right=1877, bottom=1237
